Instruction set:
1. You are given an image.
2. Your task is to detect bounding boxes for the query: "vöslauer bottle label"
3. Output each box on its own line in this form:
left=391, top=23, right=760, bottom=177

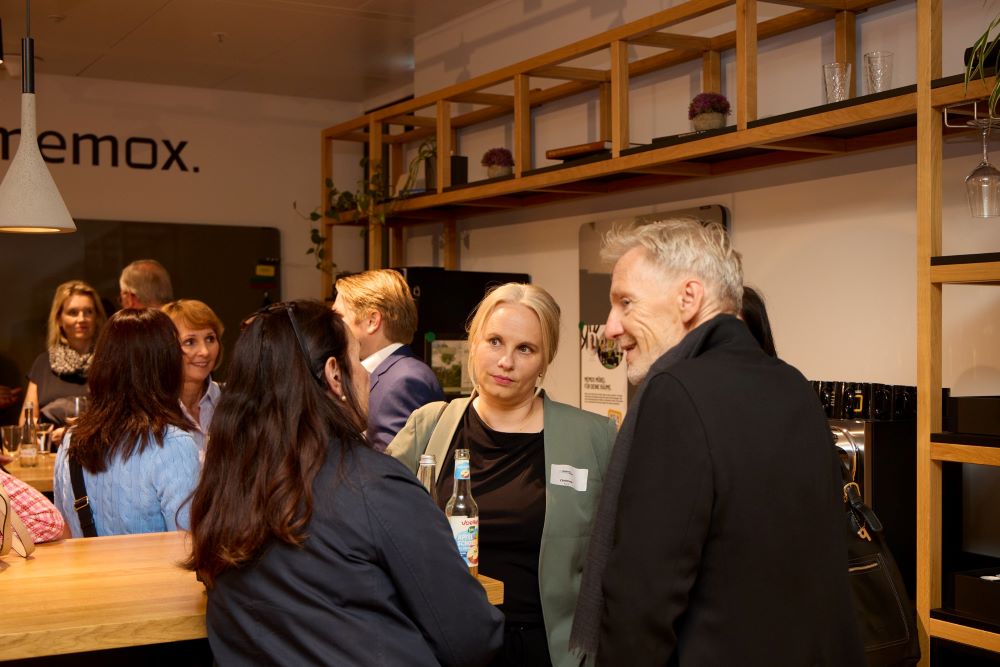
left=449, top=516, right=479, bottom=568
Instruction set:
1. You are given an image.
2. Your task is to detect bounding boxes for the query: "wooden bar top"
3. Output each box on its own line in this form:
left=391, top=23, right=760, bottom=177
left=4, top=453, right=56, bottom=492
left=0, top=531, right=504, bottom=660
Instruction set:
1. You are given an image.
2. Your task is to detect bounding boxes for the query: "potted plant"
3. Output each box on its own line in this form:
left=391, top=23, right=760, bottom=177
left=481, top=147, right=514, bottom=178
left=295, top=140, right=434, bottom=278
left=965, top=16, right=1000, bottom=115
left=688, top=92, right=731, bottom=131
left=425, top=143, right=469, bottom=191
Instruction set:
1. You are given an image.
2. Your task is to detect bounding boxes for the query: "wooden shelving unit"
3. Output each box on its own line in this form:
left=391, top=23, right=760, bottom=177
left=917, top=0, right=1000, bottom=659
left=318, top=0, right=910, bottom=292
left=316, top=0, right=1000, bottom=661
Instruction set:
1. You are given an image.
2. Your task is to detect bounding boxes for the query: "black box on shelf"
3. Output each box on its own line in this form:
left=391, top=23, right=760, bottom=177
left=954, top=568, right=1000, bottom=625
left=425, top=155, right=468, bottom=190
left=943, top=395, right=1000, bottom=436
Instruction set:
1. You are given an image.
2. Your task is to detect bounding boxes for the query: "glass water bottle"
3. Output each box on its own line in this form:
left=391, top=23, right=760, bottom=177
left=444, top=448, right=479, bottom=576
left=417, top=454, right=438, bottom=505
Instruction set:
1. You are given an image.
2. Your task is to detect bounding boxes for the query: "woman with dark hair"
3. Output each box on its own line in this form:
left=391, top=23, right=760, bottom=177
left=741, top=285, right=777, bottom=358
left=52, top=309, right=200, bottom=537
left=185, top=300, right=503, bottom=667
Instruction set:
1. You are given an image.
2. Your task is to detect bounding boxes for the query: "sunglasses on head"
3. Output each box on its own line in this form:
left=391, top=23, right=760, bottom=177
left=241, top=302, right=326, bottom=387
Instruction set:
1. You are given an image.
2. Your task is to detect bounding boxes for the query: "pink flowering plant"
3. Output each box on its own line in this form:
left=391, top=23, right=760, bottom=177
left=481, top=147, right=515, bottom=167
left=687, top=92, right=731, bottom=120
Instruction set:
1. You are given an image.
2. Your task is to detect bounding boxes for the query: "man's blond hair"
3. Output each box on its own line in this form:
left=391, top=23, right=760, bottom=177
left=334, top=269, right=418, bottom=344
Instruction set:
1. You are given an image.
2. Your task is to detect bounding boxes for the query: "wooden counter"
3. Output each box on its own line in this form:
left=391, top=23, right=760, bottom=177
left=0, top=531, right=503, bottom=660
left=4, top=453, right=56, bottom=493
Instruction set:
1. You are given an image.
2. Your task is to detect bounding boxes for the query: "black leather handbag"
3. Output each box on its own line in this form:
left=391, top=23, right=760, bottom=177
left=841, top=460, right=920, bottom=666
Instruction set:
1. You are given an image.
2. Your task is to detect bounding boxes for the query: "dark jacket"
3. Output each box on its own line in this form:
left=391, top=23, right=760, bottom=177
left=206, top=438, right=504, bottom=666
left=368, top=345, right=444, bottom=452
left=598, top=316, right=865, bottom=666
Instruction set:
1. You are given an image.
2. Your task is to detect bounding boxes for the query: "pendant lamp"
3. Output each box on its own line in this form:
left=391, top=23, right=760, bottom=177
left=0, top=1, right=74, bottom=233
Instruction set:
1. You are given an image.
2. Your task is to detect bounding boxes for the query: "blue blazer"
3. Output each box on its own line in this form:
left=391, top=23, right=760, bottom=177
left=367, top=345, right=444, bottom=452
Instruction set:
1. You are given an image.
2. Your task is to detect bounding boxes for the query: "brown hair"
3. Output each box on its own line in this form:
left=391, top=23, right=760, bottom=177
left=69, top=309, right=194, bottom=473
left=184, top=300, right=368, bottom=587
left=162, top=299, right=226, bottom=368
left=334, top=269, right=417, bottom=344
left=46, top=280, right=108, bottom=349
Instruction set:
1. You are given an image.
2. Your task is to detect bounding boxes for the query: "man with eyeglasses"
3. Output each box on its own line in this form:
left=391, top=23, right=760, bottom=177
left=332, top=270, right=443, bottom=452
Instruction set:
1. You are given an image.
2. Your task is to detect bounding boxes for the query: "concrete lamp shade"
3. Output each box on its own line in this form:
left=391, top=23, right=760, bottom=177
left=0, top=93, right=75, bottom=234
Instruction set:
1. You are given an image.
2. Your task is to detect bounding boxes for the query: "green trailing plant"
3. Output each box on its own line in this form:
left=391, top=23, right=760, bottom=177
left=965, top=14, right=1000, bottom=116
left=295, top=139, right=436, bottom=273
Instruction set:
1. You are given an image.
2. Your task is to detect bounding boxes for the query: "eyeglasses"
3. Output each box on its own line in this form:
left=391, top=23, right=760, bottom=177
left=241, top=302, right=326, bottom=386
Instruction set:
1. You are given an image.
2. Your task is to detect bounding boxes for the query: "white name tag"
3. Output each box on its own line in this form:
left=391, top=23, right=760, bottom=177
left=551, top=464, right=588, bottom=492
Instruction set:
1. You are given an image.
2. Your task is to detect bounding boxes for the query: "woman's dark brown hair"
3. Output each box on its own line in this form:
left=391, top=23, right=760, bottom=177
left=741, top=285, right=777, bottom=358
left=184, top=300, right=368, bottom=587
left=69, top=308, right=194, bottom=472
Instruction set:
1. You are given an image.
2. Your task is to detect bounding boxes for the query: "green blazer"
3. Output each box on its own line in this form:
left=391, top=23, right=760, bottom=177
left=387, top=392, right=616, bottom=667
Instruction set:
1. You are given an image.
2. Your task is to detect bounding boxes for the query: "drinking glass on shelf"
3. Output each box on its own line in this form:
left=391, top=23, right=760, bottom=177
left=863, top=50, right=893, bottom=94
left=1, top=424, right=21, bottom=455
left=823, top=62, right=852, bottom=103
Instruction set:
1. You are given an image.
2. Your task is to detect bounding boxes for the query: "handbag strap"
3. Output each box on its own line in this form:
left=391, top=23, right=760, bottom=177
left=0, top=479, right=36, bottom=558
left=839, top=458, right=883, bottom=538
left=69, top=459, right=98, bottom=538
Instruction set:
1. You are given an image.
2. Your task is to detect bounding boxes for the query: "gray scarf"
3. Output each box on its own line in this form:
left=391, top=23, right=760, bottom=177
left=569, top=314, right=732, bottom=663
left=48, top=343, right=93, bottom=377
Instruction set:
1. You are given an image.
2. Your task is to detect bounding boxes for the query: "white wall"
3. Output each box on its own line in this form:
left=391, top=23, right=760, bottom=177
left=404, top=0, right=1000, bottom=407
left=403, top=0, right=1000, bottom=554
left=0, top=74, right=364, bottom=300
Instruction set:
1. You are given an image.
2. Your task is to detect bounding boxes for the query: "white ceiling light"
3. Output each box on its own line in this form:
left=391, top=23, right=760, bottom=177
left=0, top=1, right=75, bottom=234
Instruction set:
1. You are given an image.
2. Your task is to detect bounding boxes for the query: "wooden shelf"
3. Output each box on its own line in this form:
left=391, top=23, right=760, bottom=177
left=930, top=254, right=1000, bottom=285
left=317, top=0, right=911, bottom=272
left=326, top=75, right=991, bottom=232
left=330, top=91, right=921, bottom=228
left=928, top=615, right=1000, bottom=654
left=930, top=436, right=1000, bottom=466
left=917, top=2, right=1000, bottom=663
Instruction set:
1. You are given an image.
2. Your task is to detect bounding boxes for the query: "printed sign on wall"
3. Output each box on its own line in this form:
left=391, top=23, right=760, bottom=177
left=580, top=323, right=627, bottom=427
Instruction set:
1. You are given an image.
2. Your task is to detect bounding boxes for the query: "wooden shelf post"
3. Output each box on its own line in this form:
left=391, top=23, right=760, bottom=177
left=916, top=0, right=943, bottom=664
left=834, top=11, right=857, bottom=99
left=611, top=39, right=630, bottom=158
left=735, top=0, right=758, bottom=130
left=514, top=74, right=532, bottom=176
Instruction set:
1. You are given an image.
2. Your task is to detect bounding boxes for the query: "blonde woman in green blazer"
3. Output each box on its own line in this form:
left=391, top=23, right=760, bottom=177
left=388, top=283, right=616, bottom=667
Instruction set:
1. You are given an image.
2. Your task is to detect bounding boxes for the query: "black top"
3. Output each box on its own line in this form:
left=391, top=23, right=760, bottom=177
left=28, top=352, right=88, bottom=425
left=207, top=438, right=504, bottom=667
left=436, top=405, right=546, bottom=624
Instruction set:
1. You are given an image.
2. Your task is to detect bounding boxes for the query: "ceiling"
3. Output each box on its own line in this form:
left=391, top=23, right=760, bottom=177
left=0, top=0, right=496, bottom=102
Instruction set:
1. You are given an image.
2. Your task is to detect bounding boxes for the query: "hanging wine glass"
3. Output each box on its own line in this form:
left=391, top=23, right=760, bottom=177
left=965, top=118, right=1000, bottom=218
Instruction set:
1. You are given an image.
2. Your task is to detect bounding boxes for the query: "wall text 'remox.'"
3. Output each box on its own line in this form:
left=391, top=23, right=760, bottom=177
left=0, top=127, right=199, bottom=172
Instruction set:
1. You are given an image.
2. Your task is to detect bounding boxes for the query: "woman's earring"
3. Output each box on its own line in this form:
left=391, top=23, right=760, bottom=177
left=340, top=394, right=347, bottom=402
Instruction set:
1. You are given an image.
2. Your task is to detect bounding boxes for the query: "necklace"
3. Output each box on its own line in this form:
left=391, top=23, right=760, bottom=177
left=473, top=396, right=542, bottom=433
